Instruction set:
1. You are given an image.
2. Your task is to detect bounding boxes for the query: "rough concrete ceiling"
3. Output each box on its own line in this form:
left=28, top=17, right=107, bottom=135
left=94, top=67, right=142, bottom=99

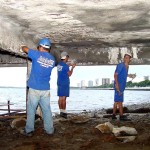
left=0, top=0, right=150, bottom=65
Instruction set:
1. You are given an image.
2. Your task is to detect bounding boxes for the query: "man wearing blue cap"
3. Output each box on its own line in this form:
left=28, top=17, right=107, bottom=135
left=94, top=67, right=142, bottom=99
left=20, top=38, right=55, bottom=136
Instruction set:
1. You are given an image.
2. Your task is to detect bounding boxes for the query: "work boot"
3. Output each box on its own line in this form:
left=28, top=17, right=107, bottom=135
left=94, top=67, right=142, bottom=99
left=112, top=114, right=117, bottom=120
left=20, top=128, right=33, bottom=137
left=44, top=128, right=55, bottom=136
left=60, top=112, right=67, bottom=119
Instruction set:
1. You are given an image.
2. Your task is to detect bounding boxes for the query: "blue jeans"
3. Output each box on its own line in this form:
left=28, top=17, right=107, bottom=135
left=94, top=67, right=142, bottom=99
left=25, top=88, right=54, bottom=134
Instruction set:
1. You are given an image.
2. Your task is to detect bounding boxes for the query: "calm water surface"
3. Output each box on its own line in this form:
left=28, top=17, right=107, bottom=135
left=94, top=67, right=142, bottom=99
left=0, top=88, right=150, bottom=114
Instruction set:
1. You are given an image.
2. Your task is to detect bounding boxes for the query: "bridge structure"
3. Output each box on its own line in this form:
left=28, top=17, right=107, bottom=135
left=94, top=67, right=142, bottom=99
left=0, top=0, right=150, bottom=66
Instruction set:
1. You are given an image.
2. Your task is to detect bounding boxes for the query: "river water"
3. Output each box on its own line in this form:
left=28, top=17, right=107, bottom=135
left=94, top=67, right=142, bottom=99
left=0, top=87, right=150, bottom=114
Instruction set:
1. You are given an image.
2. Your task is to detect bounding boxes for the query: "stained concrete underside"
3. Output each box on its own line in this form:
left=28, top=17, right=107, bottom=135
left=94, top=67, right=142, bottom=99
left=0, top=0, right=150, bottom=65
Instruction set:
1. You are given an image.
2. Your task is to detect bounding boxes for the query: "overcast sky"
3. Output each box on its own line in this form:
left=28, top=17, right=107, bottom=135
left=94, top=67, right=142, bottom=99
left=0, top=65, right=149, bottom=88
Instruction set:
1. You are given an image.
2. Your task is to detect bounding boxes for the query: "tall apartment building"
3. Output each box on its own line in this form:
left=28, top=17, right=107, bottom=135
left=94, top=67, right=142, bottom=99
left=102, top=78, right=110, bottom=85
left=144, top=76, right=149, bottom=80
left=81, top=80, right=86, bottom=88
left=88, top=80, right=93, bottom=87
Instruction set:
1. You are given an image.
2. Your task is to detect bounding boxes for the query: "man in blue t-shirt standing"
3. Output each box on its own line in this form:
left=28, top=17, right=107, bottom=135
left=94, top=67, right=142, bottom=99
left=57, top=52, right=76, bottom=119
left=112, top=53, right=132, bottom=121
left=20, top=38, right=55, bottom=136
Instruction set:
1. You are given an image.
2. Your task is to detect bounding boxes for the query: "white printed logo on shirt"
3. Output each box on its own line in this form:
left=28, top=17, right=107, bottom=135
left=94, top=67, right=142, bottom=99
left=57, top=65, right=63, bottom=71
left=37, top=56, right=54, bottom=68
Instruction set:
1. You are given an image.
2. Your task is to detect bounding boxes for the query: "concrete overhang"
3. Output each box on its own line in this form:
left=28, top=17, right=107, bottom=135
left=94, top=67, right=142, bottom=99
left=0, top=0, right=150, bottom=65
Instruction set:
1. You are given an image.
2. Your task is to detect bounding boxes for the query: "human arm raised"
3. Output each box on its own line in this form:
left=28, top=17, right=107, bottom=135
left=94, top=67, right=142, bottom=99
left=67, top=64, right=76, bottom=77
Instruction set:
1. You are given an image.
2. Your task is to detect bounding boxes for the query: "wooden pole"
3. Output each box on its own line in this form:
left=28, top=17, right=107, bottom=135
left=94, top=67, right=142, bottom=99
left=8, top=100, right=10, bottom=115
left=26, top=58, right=29, bottom=115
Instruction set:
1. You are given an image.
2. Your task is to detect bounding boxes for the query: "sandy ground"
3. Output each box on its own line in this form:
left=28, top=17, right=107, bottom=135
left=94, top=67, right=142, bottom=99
left=0, top=109, right=150, bottom=150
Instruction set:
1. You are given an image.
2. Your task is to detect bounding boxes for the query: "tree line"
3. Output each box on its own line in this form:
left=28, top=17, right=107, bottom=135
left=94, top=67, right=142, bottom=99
left=93, top=80, right=150, bottom=88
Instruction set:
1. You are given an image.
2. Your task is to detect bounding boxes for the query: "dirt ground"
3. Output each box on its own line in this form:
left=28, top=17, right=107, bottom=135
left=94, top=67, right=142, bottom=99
left=0, top=112, right=150, bottom=150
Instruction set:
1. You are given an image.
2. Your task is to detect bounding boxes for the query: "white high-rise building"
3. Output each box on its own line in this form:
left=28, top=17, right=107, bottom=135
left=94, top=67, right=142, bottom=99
left=144, top=76, right=149, bottom=80
left=102, top=78, right=110, bottom=85
left=88, top=80, right=93, bottom=87
left=81, top=80, right=86, bottom=88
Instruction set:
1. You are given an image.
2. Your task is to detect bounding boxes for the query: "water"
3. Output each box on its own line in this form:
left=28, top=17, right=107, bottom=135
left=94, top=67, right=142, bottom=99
left=0, top=87, right=150, bottom=114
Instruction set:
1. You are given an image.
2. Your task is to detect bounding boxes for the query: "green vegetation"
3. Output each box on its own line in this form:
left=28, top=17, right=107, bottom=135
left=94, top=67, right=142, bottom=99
left=94, top=83, right=113, bottom=88
left=89, top=80, right=150, bottom=88
left=126, top=80, right=150, bottom=88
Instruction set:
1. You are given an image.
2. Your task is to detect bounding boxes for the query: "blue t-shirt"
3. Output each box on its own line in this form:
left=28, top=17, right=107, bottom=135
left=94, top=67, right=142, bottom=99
left=57, top=61, right=70, bottom=86
left=27, top=49, right=55, bottom=90
left=114, top=62, right=128, bottom=92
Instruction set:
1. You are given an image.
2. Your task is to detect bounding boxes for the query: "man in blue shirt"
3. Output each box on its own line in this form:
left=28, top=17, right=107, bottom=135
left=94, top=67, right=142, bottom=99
left=20, top=38, right=55, bottom=136
left=112, top=53, right=132, bottom=121
left=57, top=52, right=76, bottom=119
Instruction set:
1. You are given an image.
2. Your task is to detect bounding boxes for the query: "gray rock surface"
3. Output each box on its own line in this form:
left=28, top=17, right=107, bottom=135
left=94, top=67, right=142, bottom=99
left=1, top=0, right=150, bottom=65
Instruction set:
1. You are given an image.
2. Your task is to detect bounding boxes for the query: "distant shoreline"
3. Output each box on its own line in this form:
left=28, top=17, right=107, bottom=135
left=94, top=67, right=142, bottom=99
left=70, top=87, right=150, bottom=91
left=0, top=86, right=150, bottom=91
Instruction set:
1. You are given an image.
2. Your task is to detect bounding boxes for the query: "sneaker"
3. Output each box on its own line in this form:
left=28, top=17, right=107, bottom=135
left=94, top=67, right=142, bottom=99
left=20, top=129, right=33, bottom=137
left=119, top=115, right=131, bottom=121
left=60, top=112, right=67, bottom=119
left=112, top=114, right=117, bottom=120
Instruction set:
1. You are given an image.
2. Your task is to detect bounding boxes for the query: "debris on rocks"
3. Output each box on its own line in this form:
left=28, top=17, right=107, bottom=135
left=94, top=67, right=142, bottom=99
left=10, top=117, right=26, bottom=131
left=116, top=136, right=136, bottom=143
left=95, top=122, right=138, bottom=143
left=112, top=126, right=138, bottom=136
left=95, top=122, right=114, bottom=133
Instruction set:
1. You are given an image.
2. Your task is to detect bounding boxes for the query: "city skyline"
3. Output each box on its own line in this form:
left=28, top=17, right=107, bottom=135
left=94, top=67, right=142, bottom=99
left=0, top=65, right=149, bottom=88
left=75, top=75, right=149, bottom=88
left=77, top=78, right=112, bottom=87
left=69, top=65, right=150, bottom=88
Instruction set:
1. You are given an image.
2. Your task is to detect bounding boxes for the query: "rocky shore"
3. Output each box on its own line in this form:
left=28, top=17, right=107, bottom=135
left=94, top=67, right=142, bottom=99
left=0, top=103, right=150, bottom=150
